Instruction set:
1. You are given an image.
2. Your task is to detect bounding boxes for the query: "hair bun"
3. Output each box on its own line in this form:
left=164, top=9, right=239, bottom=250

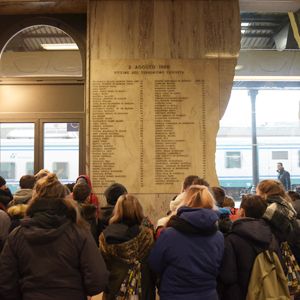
left=45, top=173, right=58, bottom=186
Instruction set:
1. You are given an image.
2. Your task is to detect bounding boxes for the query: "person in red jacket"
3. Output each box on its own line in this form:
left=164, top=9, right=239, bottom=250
left=70, top=175, right=99, bottom=218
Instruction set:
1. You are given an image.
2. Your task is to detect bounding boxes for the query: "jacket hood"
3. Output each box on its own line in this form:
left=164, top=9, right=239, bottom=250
left=100, top=225, right=154, bottom=264
left=177, top=206, right=220, bottom=230
left=99, top=203, right=115, bottom=225
left=20, top=217, right=72, bottom=244
left=13, top=189, right=33, bottom=204
left=76, top=175, right=92, bottom=190
left=103, top=222, right=140, bottom=244
left=232, top=218, right=272, bottom=245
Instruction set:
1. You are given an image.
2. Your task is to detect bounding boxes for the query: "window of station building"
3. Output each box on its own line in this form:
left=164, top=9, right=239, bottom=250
left=272, top=151, right=288, bottom=160
left=0, top=25, right=82, bottom=78
left=216, top=11, right=300, bottom=203
left=217, top=89, right=300, bottom=202
left=225, top=152, right=242, bottom=168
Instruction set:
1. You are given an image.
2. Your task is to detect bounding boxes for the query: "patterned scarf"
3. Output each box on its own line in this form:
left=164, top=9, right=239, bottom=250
left=263, top=196, right=296, bottom=241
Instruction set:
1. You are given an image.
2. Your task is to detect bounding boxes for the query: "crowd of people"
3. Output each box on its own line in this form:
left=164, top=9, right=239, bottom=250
left=0, top=170, right=299, bottom=300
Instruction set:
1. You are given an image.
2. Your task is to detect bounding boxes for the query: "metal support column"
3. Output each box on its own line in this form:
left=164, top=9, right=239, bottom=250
left=249, top=90, right=259, bottom=193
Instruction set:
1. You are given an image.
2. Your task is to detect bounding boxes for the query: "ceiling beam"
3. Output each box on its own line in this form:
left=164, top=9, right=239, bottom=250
left=0, top=1, right=87, bottom=15
left=240, top=1, right=300, bottom=13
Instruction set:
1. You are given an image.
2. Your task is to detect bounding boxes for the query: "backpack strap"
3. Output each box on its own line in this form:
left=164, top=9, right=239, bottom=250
left=0, top=202, right=7, bottom=212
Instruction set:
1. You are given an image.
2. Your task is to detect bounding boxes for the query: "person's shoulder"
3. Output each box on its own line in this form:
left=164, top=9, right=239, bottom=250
left=0, top=210, right=9, bottom=218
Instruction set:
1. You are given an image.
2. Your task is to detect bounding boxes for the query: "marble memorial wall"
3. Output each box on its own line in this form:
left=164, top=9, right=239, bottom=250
left=89, top=0, right=241, bottom=223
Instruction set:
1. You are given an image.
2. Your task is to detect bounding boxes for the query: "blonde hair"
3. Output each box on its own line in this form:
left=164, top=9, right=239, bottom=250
left=32, top=173, right=67, bottom=201
left=257, top=179, right=292, bottom=203
left=109, top=194, right=144, bottom=225
left=34, top=169, right=50, bottom=181
left=178, top=185, right=216, bottom=210
left=164, top=185, right=216, bottom=229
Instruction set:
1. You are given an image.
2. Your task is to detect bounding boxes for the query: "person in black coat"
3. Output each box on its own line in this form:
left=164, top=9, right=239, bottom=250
left=73, top=182, right=98, bottom=245
left=211, top=186, right=232, bottom=235
left=0, top=173, right=109, bottom=300
left=277, top=162, right=291, bottom=191
left=218, top=194, right=286, bottom=300
left=287, top=190, right=300, bottom=265
left=0, top=176, right=13, bottom=211
left=97, top=183, right=127, bottom=236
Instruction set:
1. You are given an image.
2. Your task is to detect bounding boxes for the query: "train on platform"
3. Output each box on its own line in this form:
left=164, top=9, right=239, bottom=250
left=0, top=130, right=79, bottom=194
left=1, top=127, right=300, bottom=200
left=216, top=128, right=300, bottom=200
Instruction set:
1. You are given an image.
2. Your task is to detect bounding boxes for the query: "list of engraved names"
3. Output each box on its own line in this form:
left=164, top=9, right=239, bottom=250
left=92, top=80, right=142, bottom=188
left=155, top=80, right=195, bottom=185
left=91, top=62, right=204, bottom=192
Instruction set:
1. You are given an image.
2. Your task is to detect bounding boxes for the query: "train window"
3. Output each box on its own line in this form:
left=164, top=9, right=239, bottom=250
left=53, top=162, right=69, bottom=180
left=26, top=162, right=34, bottom=175
left=0, top=163, right=16, bottom=179
left=272, top=151, right=288, bottom=160
left=225, top=152, right=241, bottom=169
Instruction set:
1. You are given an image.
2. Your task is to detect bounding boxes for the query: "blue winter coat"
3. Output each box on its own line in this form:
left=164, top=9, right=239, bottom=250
left=148, top=207, right=224, bottom=300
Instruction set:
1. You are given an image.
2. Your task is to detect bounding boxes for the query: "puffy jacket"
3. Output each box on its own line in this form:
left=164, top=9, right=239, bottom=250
left=148, top=207, right=224, bottom=300
left=0, top=216, right=109, bottom=300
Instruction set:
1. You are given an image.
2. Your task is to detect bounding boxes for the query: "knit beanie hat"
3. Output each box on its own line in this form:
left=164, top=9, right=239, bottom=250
left=0, top=176, right=6, bottom=188
left=104, top=183, right=127, bottom=206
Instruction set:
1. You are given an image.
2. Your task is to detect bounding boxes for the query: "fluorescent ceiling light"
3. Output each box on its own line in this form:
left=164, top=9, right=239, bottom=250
left=235, top=65, right=244, bottom=70
left=41, top=43, right=79, bottom=50
left=241, top=22, right=249, bottom=27
left=241, top=30, right=245, bottom=34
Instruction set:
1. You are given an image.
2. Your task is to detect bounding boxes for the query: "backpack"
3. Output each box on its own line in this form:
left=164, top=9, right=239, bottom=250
left=246, top=237, right=290, bottom=300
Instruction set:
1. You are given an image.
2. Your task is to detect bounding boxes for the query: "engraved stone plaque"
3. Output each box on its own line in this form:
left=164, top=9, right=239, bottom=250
left=91, top=59, right=219, bottom=193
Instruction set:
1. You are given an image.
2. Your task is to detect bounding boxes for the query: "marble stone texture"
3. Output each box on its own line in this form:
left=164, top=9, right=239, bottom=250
left=88, top=0, right=241, bottom=220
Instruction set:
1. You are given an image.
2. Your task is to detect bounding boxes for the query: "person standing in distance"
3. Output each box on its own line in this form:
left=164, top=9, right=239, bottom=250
left=277, top=162, right=291, bottom=191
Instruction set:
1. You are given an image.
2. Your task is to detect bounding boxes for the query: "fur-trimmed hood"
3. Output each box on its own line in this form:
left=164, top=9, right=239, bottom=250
left=100, top=224, right=154, bottom=264
left=7, top=204, right=27, bottom=218
left=77, top=202, right=97, bottom=220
